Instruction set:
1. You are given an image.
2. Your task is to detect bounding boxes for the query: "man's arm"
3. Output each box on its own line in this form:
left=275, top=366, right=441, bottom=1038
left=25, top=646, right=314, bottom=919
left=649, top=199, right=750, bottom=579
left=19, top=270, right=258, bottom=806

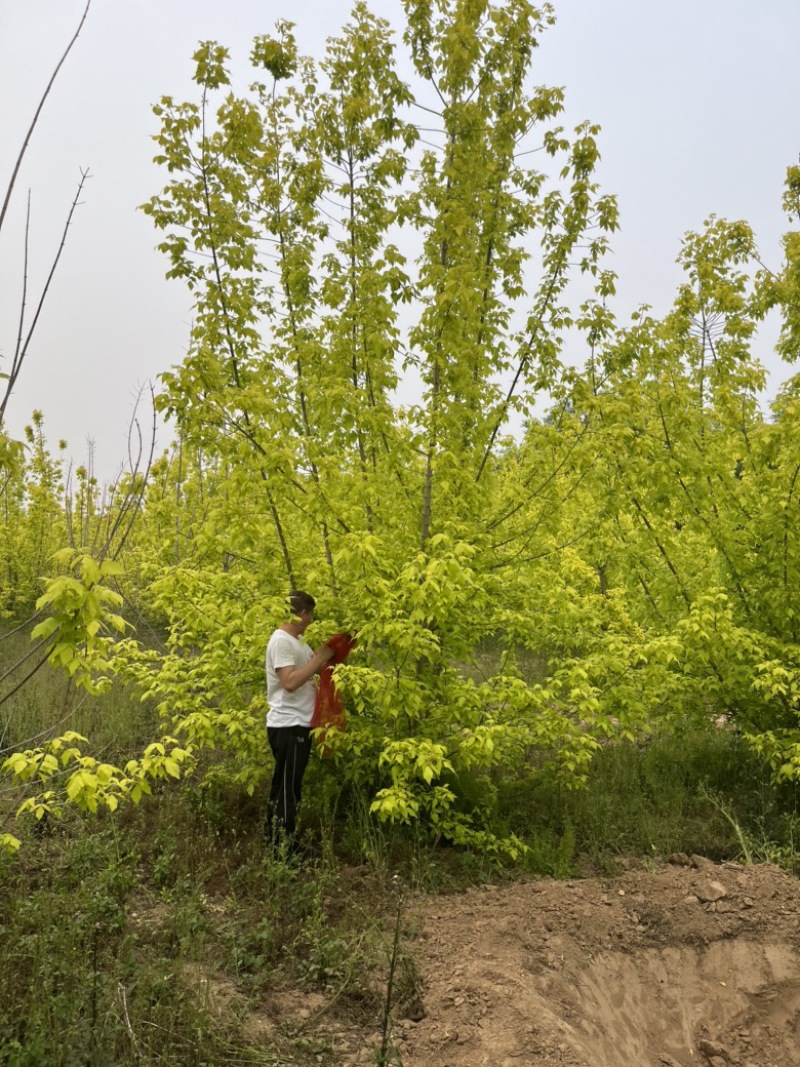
left=275, top=645, right=334, bottom=693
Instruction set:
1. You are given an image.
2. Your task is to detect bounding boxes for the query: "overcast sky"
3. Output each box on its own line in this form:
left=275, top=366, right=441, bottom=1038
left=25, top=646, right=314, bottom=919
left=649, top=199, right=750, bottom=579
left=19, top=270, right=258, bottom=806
left=1, top=0, right=799, bottom=480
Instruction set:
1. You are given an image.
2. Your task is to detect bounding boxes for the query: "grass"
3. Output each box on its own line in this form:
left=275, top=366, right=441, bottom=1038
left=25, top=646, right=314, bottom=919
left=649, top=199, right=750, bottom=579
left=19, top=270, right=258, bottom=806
left=496, top=727, right=800, bottom=876
left=0, top=792, right=402, bottom=1067
left=1, top=626, right=159, bottom=758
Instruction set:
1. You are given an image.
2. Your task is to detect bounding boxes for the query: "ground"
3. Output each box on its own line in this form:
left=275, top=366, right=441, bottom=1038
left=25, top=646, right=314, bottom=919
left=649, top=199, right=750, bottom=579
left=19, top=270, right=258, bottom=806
left=197, top=858, right=800, bottom=1067
left=391, top=858, right=800, bottom=1067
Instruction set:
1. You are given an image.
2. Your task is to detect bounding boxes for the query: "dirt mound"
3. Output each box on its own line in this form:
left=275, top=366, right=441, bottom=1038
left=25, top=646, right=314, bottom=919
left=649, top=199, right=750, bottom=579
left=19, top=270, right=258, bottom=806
left=392, top=859, right=800, bottom=1067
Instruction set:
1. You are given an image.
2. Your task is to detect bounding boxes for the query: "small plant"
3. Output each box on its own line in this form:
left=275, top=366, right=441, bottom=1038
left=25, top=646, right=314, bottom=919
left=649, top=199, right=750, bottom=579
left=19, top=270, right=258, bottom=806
left=296, top=879, right=351, bottom=989
left=699, top=785, right=800, bottom=870
left=375, top=878, right=406, bottom=1067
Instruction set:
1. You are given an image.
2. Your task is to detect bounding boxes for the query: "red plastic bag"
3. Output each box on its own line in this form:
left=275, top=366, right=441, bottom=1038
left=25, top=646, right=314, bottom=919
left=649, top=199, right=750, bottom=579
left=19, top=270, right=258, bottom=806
left=312, top=633, right=356, bottom=755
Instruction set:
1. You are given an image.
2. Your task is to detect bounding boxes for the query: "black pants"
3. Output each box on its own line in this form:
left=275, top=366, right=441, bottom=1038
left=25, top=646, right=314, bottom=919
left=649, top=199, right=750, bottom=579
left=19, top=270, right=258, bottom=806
left=264, top=725, right=312, bottom=848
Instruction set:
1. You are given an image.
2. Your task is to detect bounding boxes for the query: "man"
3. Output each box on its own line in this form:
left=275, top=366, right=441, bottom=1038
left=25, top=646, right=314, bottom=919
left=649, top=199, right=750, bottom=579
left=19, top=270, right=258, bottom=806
left=264, top=590, right=333, bottom=852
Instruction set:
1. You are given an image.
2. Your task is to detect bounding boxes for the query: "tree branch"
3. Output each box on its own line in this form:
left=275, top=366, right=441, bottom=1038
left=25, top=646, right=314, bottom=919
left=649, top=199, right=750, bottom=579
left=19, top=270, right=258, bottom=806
left=0, top=0, right=91, bottom=235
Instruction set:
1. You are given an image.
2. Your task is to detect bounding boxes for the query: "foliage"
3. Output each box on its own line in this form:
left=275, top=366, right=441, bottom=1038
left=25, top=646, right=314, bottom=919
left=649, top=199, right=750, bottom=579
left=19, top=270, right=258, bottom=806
left=0, top=727, right=193, bottom=857
left=0, top=415, right=67, bottom=619
left=4, top=2, right=800, bottom=859
left=499, top=727, right=799, bottom=875
left=0, top=549, right=193, bottom=853
left=0, top=815, right=281, bottom=1067
left=32, top=548, right=127, bottom=692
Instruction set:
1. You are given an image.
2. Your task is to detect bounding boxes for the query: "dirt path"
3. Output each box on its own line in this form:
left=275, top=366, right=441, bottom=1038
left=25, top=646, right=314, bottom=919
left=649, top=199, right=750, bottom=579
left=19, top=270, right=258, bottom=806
left=389, top=858, right=800, bottom=1067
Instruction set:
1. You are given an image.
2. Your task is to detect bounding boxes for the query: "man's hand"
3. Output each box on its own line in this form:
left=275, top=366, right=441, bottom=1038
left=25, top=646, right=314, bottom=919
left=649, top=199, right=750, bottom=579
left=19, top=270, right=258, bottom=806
left=276, top=644, right=334, bottom=692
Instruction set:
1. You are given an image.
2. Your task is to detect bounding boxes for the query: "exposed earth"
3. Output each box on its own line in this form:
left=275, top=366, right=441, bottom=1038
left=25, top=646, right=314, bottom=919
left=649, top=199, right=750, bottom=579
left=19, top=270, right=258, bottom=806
left=200, top=857, right=800, bottom=1067
left=389, top=857, right=800, bottom=1067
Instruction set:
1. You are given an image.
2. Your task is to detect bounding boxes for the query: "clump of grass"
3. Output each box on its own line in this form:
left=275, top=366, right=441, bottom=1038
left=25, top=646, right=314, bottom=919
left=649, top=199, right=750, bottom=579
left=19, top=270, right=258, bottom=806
left=0, top=815, right=242, bottom=1066
left=700, top=784, right=800, bottom=871
left=0, top=777, right=415, bottom=1067
left=498, top=728, right=799, bottom=875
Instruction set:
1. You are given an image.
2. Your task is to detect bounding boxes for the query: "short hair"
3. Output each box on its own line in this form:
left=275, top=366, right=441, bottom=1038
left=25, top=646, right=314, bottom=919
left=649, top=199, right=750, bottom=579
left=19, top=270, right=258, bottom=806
left=288, top=590, right=316, bottom=616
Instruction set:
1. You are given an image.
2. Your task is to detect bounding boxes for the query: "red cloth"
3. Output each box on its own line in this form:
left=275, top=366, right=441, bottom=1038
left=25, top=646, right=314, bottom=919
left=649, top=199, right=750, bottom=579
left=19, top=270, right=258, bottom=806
left=311, top=633, right=356, bottom=753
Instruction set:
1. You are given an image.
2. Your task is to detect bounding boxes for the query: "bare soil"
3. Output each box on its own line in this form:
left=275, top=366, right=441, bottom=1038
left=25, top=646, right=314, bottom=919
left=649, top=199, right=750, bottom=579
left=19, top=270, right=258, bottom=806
left=389, top=857, right=800, bottom=1067
left=202, top=858, right=800, bottom=1067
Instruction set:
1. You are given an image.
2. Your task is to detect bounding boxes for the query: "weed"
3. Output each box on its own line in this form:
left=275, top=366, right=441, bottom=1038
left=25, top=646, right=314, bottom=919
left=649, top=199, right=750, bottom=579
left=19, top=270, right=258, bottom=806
left=288, top=862, right=349, bottom=988
left=700, top=785, right=800, bottom=870
left=376, top=881, right=405, bottom=1067
left=496, top=727, right=800, bottom=872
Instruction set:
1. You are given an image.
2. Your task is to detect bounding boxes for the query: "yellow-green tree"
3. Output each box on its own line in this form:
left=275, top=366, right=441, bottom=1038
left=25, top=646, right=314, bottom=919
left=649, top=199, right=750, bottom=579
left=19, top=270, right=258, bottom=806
left=126, top=0, right=618, bottom=852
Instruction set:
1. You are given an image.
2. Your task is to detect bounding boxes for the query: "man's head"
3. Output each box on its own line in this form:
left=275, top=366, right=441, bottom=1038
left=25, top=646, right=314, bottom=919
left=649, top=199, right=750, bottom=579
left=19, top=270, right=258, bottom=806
left=287, top=590, right=316, bottom=633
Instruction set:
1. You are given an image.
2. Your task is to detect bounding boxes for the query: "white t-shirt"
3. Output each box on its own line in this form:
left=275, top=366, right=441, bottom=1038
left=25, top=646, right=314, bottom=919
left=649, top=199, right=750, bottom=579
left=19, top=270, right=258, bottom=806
left=265, top=628, right=316, bottom=727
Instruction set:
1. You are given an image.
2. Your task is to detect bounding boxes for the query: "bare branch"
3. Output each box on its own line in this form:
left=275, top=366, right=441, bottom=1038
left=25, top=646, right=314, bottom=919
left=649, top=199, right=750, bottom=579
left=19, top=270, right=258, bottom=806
left=0, top=0, right=91, bottom=235
left=0, top=168, right=91, bottom=423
